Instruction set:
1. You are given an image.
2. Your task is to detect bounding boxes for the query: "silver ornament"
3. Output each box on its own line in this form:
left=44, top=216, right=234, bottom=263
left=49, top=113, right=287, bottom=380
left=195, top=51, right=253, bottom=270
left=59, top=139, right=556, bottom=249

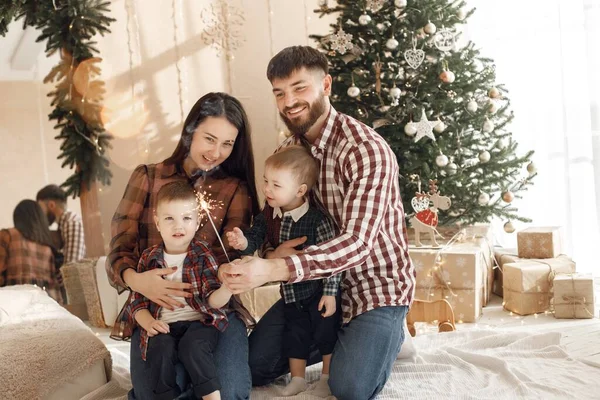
left=358, top=14, right=372, bottom=25
left=433, top=120, right=446, bottom=133
left=478, top=193, right=490, bottom=206
left=347, top=85, right=360, bottom=97
left=447, top=162, right=458, bottom=175
left=436, top=154, right=449, bottom=167
left=467, top=100, right=478, bottom=113
left=424, top=22, right=437, bottom=35
left=478, top=150, right=491, bottom=163
left=386, top=38, right=399, bottom=50
left=496, top=138, right=508, bottom=149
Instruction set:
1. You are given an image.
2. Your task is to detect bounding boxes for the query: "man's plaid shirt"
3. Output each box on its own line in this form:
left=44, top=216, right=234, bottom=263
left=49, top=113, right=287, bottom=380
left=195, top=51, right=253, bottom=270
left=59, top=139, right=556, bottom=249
left=241, top=200, right=340, bottom=303
left=58, top=210, right=86, bottom=264
left=123, top=239, right=228, bottom=361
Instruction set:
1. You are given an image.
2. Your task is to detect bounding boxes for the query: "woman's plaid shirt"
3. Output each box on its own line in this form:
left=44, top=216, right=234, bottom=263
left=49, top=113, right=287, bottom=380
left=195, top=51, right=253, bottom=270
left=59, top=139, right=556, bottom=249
left=123, top=240, right=228, bottom=361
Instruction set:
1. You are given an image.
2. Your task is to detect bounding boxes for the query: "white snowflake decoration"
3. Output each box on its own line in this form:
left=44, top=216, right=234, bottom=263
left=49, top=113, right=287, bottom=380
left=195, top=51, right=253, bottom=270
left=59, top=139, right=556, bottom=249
left=367, top=0, right=385, bottom=12
left=329, top=28, right=354, bottom=55
left=414, top=109, right=437, bottom=142
left=201, top=0, right=245, bottom=58
left=456, top=257, right=467, bottom=268
left=458, top=312, right=465, bottom=320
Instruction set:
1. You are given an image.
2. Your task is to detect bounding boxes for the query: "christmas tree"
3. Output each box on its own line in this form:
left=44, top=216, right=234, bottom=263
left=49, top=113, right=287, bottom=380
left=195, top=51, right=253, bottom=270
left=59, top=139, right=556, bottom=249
left=312, top=0, right=536, bottom=228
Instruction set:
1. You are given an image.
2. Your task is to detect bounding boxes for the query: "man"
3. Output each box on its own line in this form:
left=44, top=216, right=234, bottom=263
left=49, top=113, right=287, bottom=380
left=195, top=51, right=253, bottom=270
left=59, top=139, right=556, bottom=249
left=220, top=46, right=415, bottom=400
left=37, top=184, right=86, bottom=264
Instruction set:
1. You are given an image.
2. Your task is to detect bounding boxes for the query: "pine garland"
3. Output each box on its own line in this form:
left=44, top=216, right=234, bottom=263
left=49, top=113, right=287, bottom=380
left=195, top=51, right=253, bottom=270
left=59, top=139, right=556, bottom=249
left=311, top=0, right=536, bottom=226
left=1, top=0, right=115, bottom=197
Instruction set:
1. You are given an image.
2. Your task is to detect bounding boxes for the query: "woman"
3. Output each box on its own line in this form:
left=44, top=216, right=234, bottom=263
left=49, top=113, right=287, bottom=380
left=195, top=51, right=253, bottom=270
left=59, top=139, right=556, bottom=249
left=0, top=200, right=63, bottom=304
left=107, top=92, right=260, bottom=400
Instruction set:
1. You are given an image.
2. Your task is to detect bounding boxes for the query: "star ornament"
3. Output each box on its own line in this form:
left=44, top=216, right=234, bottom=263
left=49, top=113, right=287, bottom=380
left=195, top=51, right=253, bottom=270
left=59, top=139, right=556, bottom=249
left=414, top=110, right=438, bottom=142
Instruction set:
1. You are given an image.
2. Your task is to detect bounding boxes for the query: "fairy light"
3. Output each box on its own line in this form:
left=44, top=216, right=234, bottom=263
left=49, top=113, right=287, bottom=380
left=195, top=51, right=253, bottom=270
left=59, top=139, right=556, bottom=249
left=196, top=191, right=230, bottom=262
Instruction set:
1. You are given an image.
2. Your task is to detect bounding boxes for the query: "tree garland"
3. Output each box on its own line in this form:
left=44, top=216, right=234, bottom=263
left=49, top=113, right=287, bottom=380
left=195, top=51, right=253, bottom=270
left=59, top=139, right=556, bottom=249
left=1, top=0, right=115, bottom=197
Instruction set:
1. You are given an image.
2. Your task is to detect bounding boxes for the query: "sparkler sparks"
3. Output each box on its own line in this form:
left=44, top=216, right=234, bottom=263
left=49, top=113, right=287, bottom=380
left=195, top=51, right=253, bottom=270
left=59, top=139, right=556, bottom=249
left=196, top=191, right=230, bottom=262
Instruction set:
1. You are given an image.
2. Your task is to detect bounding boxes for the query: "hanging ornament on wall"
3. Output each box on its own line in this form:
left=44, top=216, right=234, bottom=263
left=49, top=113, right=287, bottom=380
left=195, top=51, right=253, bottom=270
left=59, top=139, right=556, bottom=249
left=359, top=14, right=372, bottom=25
left=404, top=38, right=424, bottom=69
left=404, top=121, right=417, bottom=136
left=424, top=21, right=437, bottom=35
left=467, top=99, right=478, bottom=112
left=504, top=221, right=516, bottom=233
left=483, top=118, right=495, bottom=133
left=414, top=109, right=438, bottom=142
left=329, top=28, right=354, bottom=55
left=434, top=120, right=446, bottom=133
left=433, top=28, right=455, bottom=52
left=502, top=190, right=515, bottom=203
left=366, top=0, right=385, bottom=12
left=201, top=0, right=246, bottom=58
left=478, top=150, right=491, bottom=163
left=436, top=153, right=449, bottom=167
left=478, top=193, right=490, bottom=206
left=395, top=0, right=408, bottom=7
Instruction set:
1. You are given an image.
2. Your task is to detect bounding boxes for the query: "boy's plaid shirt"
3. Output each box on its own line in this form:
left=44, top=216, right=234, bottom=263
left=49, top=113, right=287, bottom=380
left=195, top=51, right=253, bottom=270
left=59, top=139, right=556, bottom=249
left=123, top=239, right=228, bottom=361
left=241, top=202, right=340, bottom=303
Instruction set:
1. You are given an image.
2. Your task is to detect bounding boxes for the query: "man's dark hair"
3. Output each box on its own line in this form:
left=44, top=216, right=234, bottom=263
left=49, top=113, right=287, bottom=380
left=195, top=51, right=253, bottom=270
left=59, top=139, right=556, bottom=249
left=36, top=184, right=67, bottom=204
left=156, top=181, right=197, bottom=207
left=267, top=46, right=329, bottom=82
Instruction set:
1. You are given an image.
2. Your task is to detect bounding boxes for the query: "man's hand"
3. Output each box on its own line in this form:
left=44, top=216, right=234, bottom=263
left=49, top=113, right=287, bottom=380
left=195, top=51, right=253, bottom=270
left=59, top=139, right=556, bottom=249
left=146, top=319, right=170, bottom=337
left=225, top=227, right=248, bottom=251
left=265, top=236, right=307, bottom=259
left=219, top=256, right=290, bottom=294
left=318, top=295, right=337, bottom=317
left=124, top=268, right=192, bottom=311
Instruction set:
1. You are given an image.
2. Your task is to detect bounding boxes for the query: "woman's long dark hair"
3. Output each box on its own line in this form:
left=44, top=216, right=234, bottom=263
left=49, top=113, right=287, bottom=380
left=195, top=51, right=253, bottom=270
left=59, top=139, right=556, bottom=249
left=164, top=92, right=260, bottom=216
left=13, top=200, right=56, bottom=249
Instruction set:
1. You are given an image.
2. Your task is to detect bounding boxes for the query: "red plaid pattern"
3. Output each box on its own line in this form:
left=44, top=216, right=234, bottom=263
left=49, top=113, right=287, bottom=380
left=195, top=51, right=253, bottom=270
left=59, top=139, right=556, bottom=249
left=124, top=239, right=228, bottom=361
left=0, top=228, right=63, bottom=304
left=283, top=106, right=416, bottom=323
left=58, top=210, right=86, bottom=263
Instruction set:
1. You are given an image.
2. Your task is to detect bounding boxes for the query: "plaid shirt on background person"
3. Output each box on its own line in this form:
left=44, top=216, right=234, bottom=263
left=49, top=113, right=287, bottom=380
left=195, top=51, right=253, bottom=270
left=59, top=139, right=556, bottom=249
left=241, top=200, right=340, bottom=304
left=123, top=239, right=228, bottom=361
left=57, top=210, right=86, bottom=264
left=0, top=228, right=63, bottom=304
left=281, top=106, right=416, bottom=324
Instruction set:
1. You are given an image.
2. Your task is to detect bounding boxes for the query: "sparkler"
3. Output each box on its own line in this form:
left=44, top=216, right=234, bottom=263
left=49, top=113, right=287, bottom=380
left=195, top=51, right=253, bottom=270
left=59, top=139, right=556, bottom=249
left=196, top=191, right=230, bottom=262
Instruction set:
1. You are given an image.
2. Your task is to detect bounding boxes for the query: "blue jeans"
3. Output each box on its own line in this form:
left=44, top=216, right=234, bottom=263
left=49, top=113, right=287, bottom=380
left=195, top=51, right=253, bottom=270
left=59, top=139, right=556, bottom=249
left=129, top=313, right=251, bottom=400
left=249, top=299, right=407, bottom=400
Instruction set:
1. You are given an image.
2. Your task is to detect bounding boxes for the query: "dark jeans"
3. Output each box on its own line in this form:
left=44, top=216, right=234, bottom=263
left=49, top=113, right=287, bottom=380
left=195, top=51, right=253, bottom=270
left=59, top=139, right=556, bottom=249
left=283, top=291, right=341, bottom=359
left=129, top=313, right=251, bottom=400
left=249, top=299, right=407, bottom=400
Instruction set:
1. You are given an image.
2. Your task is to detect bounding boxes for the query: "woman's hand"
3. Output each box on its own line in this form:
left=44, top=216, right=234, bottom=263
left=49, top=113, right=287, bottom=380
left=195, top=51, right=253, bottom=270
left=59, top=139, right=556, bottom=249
left=124, top=267, right=192, bottom=310
left=225, top=227, right=248, bottom=251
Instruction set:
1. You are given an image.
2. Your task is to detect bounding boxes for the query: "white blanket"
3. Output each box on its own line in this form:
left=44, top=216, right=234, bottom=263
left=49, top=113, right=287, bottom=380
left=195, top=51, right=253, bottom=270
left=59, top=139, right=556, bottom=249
left=251, top=330, right=600, bottom=400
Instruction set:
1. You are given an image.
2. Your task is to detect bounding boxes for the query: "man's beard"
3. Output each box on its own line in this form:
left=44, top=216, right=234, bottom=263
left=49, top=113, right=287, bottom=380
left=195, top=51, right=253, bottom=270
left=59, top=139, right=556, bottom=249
left=279, top=94, right=327, bottom=136
left=46, top=211, right=56, bottom=226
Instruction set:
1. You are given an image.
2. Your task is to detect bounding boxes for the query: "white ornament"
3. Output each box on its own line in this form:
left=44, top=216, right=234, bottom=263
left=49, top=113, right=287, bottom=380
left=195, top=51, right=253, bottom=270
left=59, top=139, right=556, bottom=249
left=390, top=86, right=402, bottom=99
left=366, top=0, right=385, bottom=12
left=358, top=14, right=372, bottom=25
left=376, top=23, right=385, bottom=32
left=467, top=100, right=478, bottom=112
left=330, top=29, right=354, bottom=55
left=424, top=22, right=437, bottom=35
left=489, top=87, right=501, bottom=98
left=478, top=150, right=491, bottom=163
left=433, top=28, right=455, bottom=52
left=478, top=193, right=490, bottom=206
left=483, top=118, right=495, bottom=133
left=347, top=85, right=360, bottom=97
left=386, top=38, right=399, bottom=50
left=414, top=110, right=438, bottom=142
left=439, top=70, right=455, bottom=83
left=496, top=138, right=508, bottom=149
left=457, top=8, right=467, bottom=21
left=447, top=162, right=458, bottom=175
left=487, top=100, right=498, bottom=114
left=201, top=0, right=245, bottom=58
left=394, top=0, right=407, bottom=7
left=404, top=48, right=425, bottom=69
left=527, top=162, right=537, bottom=175
left=404, top=122, right=417, bottom=136
left=436, top=154, right=449, bottom=167
left=433, top=120, right=446, bottom=133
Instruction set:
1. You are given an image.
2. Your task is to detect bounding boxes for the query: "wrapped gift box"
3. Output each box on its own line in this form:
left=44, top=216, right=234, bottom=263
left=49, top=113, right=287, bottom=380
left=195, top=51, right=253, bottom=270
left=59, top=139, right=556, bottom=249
left=553, top=274, right=595, bottom=319
left=517, top=227, right=563, bottom=259
left=410, top=235, right=489, bottom=322
left=493, top=248, right=520, bottom=298
left=503, top=255, right=575, bottom=315
left=238, top=283, right=281, bottom=320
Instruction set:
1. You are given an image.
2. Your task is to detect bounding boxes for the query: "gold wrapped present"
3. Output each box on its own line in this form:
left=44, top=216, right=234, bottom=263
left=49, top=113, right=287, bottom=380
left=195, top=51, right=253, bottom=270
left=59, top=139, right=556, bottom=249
left=553, top=274, right=595, bottom=319
left=238, top=283, right=281, bottom=320
left=517, top=227, right=564, bottom=259
left=503, top=255, right=575, bottom=315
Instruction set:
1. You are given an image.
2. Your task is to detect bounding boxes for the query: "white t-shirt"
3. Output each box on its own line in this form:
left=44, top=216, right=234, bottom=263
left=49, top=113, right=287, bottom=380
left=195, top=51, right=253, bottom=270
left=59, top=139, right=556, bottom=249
left=159, top=252, right=204, bottom=324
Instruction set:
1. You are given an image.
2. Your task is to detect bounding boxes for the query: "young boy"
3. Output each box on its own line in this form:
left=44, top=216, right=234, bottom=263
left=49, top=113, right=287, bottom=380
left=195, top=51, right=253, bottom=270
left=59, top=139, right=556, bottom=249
left=124, top=181, right=232, bottom=400
left=227, top=145, right=341, bottom=397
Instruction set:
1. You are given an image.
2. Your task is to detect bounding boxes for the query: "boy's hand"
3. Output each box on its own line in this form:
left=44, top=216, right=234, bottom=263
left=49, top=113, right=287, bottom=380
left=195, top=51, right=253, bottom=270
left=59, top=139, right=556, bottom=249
left=145, top=319, right=170, bottom=337
left=226, top=227, right=248, bottom=250
left=318, top=295, right=337, bottom=318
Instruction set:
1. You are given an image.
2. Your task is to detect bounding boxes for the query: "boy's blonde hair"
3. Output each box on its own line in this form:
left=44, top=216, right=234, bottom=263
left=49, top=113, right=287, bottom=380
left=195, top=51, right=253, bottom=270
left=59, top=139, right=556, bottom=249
left=156, top=181, right=197, bottom=207
left=266, top=145, right=318, bottom=190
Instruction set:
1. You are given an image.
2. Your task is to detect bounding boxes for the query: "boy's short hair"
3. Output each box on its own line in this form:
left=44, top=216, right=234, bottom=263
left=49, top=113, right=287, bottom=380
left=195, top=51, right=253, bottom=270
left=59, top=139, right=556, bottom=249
left=36, top=184, right=67, bottom=204
left=156, top=181, right=197, bottom=208
left=267, top=45, right=329, bottom=82
left=266, top=145, right=319, bottom=190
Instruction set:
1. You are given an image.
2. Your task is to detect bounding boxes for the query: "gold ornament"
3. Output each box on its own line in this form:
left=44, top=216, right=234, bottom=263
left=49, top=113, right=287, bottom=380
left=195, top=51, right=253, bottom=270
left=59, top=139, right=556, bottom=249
left=502, top=191, right=514, bottom=203
left=527, top=162, right=537, bottom=175
left=488, top=87, right=501, bottom=98
left=504, top=221, right=516, bottom=233
left=439, top=70, right=455, bottom=83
